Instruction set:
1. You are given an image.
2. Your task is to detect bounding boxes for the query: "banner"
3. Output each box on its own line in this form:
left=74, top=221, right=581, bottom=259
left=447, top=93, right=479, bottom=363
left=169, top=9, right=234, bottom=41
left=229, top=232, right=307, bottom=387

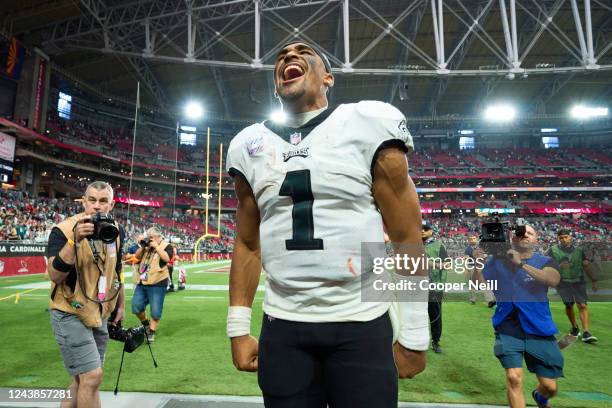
left=0, top=132, right=15, bottom=183
left=0, top=243, right=47, bottom=277
left=0, top=38, right=25, bottom=80
left=31, top=57, right=47, bottom=130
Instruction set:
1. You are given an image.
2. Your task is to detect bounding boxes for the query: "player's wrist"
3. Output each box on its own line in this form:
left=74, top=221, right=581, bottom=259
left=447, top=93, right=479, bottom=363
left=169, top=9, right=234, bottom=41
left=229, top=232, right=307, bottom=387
left=227, top=306, right=252, bottom=338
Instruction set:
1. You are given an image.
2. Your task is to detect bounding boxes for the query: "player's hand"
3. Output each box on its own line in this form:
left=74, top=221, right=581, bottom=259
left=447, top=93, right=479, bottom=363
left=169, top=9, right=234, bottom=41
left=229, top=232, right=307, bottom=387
left=506, top=249, right=522, bottom=266
left=74, top=217, right=95, bottom=242
left=393, top=343, right=426, bottom=379
left=112, top=307, right=125, bottom=325
left=231, top=335, right=259, bottom=372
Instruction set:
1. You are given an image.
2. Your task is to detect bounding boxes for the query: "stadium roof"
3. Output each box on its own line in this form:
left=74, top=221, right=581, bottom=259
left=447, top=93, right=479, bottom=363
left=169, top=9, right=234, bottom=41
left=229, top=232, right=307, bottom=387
left=2, top=0, right=612, bottom=122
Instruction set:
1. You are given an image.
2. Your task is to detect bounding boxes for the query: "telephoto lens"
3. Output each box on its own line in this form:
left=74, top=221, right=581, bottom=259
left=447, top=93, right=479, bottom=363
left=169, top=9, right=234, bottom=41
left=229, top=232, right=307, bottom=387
left=91, top=213, right=119, bottom=243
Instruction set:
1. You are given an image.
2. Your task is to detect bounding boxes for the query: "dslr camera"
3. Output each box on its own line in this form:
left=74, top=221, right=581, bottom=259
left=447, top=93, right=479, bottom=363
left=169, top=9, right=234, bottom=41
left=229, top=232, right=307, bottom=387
left=140, top=237, right=151, bottom=247
left=480, top=215, right=527, bottom=258
left=108, top=322, right=146, bottom=353
left=89, top=213, right=119, bottom=244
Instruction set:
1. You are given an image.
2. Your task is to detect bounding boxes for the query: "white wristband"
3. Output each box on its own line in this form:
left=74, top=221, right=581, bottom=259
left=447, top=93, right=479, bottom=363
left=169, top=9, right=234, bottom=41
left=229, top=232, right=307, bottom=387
left=396, top=300, right=430, bottom=351
left=227, top=306, right=252, bottom=338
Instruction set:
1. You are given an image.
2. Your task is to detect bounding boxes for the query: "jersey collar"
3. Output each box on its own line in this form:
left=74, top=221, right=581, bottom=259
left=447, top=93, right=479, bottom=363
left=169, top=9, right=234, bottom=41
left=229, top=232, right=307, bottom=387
left=263, top=105, right=338, bottom=145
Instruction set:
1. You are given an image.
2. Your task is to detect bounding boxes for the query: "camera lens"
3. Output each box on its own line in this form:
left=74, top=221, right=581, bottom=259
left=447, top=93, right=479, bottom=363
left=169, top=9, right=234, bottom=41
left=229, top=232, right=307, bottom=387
left=98, top=222, right=119, bottom=243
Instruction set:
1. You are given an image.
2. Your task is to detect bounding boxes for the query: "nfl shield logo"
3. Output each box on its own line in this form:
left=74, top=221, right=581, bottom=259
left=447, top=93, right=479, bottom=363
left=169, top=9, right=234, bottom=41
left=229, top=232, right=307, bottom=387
left=289, top=132, right=302, bottom=145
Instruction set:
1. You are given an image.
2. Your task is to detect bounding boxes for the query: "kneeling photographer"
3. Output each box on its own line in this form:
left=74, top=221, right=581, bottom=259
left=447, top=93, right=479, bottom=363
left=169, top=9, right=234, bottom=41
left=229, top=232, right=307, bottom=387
left=131, top=227, right=173, bottom=342
left=46, top=181, right=125, bottom=408
left=475, top=220, right=562, bottom=408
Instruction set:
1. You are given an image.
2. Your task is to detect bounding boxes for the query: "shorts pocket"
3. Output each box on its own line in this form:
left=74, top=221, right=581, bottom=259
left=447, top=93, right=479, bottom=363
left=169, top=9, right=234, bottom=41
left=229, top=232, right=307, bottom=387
left=493, top=335, right=505, bottom=357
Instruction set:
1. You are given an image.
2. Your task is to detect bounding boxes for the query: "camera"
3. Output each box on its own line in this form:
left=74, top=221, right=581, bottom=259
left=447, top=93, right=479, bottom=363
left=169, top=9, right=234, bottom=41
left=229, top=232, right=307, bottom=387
left=108, top=322, right=146, bottom=353
left=89, top=213, right=119, bottom=243
left=480, top=215, right=527, bottom=257
left=140, top=237, right=151, bottom=247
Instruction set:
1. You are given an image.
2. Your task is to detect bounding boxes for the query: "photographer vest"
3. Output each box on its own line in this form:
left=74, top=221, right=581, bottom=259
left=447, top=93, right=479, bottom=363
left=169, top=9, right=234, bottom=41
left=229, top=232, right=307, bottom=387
left=49, top=214, right=121, bottom=328
left=550, top=245, right=584, bottom=283
left=425, top=240, right=447, bottom=284
left=138, top=241, right=170, bottom=285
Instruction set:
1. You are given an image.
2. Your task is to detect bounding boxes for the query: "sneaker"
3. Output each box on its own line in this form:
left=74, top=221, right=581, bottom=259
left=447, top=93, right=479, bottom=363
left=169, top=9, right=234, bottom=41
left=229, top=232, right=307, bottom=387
left=581, top=331, right=598, bottom=343
left=166, top=286, right=175, bottom=293
left=146, top=329, right=155, bottom=342
left=469, top=300, right=476, bottom=305
left=532, top=390, right=552, bottom=408
left=432, top=342, right=442, bottom=354
left=569, top=326, right=580, bottom=337
left=487, top=301, right=496, bottom=308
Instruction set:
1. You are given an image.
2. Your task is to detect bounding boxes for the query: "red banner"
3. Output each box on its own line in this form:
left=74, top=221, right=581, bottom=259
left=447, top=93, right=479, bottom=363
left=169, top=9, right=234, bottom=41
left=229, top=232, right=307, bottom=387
left=114, top=196, right=164, bottom=207
left=0, top=256, right=47, bottom=277
left=32, top=57, right=47, bottom=131
left=0, top=243, right=47, bottom=276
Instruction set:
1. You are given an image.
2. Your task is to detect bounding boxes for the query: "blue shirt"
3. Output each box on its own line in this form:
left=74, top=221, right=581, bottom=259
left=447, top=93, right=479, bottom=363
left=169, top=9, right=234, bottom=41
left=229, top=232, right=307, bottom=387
left=483, top=252, right=559, bottom=337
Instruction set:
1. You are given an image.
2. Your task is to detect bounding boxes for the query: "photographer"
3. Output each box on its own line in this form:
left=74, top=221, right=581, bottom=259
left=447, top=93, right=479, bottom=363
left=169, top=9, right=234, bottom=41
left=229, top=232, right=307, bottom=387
left=464, top=233, right=496, bottom=308
left=131, top=227, right=173, bottom=342
left=46, top=181, right=125, bottom=408
left=475, top=224, right=562, bottom=408
left=422, top=221, right=449, bottom=354
left=545, top=229, right=598, bottom=343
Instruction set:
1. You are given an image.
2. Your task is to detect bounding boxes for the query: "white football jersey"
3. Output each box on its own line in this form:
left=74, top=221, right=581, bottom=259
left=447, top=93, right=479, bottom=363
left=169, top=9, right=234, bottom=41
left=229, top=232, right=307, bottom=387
left=227, top=101, right=414, bottom=322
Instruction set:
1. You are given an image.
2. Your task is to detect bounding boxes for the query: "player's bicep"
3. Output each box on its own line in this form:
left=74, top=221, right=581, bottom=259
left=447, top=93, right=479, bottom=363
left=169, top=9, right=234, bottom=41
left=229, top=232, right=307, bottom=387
left=372, top=148, right=421, bottom=243
left=234, top=176, right=261, bottom=251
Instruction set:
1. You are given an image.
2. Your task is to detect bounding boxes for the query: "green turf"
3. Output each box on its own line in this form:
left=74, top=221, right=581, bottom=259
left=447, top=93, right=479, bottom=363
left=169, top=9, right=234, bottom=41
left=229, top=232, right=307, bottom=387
left=1, top=261, right=611, bottom=407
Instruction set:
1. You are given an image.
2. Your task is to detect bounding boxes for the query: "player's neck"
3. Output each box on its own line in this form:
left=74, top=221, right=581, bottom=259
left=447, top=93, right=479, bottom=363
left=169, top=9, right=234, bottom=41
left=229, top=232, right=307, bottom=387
left=282, top=95, right=328, bottom=116
left=284, top=104, right=328, bottom=128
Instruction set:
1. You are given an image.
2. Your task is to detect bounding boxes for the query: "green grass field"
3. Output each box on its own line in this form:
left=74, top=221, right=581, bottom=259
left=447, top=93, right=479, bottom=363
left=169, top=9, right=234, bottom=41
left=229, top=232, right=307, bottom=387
left=1, top=261, right=611, bottom=407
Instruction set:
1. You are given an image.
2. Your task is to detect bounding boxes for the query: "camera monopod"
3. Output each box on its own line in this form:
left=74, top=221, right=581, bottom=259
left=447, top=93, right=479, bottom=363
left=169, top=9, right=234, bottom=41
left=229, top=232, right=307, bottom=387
left=113, top=326, right=158, bottom=395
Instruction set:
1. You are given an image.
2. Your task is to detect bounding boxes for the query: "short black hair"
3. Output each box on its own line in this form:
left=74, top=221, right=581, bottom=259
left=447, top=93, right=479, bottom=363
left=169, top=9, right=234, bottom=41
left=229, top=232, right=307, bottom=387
left=557, top=228, right=572, bottom=236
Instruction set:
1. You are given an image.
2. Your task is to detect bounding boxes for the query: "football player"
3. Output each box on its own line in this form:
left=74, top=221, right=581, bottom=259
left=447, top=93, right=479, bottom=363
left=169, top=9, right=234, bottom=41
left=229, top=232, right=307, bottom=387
left=226, top=41, right=429, bottom=407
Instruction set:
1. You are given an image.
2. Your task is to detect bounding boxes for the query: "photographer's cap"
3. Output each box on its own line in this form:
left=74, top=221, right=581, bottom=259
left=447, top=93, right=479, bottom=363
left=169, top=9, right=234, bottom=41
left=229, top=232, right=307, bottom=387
left=422, top=221, right=433, bottom=231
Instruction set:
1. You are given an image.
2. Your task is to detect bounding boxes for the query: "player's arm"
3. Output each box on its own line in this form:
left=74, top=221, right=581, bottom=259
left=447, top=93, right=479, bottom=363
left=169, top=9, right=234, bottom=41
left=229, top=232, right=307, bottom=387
left=47, top=220, right=93, bottom=284
left=372, top=147, right=427, bottom=379
left=228, top=175, right=261, bottom=372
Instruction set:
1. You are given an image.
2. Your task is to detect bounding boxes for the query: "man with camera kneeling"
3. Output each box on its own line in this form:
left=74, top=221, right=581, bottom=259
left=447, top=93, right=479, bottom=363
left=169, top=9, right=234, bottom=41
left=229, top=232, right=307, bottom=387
left=475, top=224, right=562, bottom=408
left=47, top=181, right=125, bottom=408
left=132, top=227, right=173, bottom=342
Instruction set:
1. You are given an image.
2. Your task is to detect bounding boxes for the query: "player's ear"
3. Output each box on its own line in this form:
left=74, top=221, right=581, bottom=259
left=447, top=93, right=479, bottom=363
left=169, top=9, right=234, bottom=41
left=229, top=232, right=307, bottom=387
left=323, top=72, right=334, bottom=89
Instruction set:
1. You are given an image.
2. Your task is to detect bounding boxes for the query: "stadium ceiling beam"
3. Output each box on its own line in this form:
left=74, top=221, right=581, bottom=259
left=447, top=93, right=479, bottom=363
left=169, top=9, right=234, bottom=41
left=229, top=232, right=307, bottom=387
left=326, top=3, right=344, bottom=105
left=54, top=0, right=612, bottom=79
left=427, top=0, right=495, bottom=115
left=197, top=22, right=232, bottom=118
left=531, top=8, right=612, bottom=114
left=475, top=0, right=565, bottom=105
left=385, top=0, right=427, bottom=103
left=38, top=0, right=331, bottom=45
left=77, top=0, right=172, bottom=114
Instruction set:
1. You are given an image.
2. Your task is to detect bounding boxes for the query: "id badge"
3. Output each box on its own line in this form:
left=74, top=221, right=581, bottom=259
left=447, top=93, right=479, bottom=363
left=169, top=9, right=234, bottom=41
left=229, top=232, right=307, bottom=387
left=140, top=272, right=148, bottom=281
left=98, top=276, right=107, bottom=301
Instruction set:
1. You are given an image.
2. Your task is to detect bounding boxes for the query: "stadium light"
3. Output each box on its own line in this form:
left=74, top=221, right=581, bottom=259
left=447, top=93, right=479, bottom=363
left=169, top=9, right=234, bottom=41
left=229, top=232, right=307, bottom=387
left=484, top=105, right=516, bottom=122
left=270, top=109, right=287, bottom=124
left=459, top=129, right=474, bottom=135
left=184, top=101, right=204, bottom=120
left=570, top=105, right=608, bottom=120
left=540, top=128, right=558, bottom=133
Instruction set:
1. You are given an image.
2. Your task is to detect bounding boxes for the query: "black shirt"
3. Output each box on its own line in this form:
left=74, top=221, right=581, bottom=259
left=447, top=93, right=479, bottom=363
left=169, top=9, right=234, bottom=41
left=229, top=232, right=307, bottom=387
left=47, top=225, right=125, bottom=292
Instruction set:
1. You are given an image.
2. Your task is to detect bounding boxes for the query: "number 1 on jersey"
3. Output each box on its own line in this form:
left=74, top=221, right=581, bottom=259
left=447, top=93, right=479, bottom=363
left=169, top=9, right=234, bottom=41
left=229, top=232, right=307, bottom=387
left=279, top=170, right=324, bottom=250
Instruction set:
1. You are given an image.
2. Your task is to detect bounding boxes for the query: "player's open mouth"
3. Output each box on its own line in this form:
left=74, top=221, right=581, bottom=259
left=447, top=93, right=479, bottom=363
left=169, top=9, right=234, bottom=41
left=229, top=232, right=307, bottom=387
left=281, top=64, right=305, bottom=84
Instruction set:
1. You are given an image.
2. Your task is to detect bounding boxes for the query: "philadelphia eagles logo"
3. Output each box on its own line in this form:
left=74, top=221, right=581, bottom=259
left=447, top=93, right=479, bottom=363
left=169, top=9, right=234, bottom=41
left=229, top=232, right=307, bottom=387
left=282, top=147, right=310, bottom=162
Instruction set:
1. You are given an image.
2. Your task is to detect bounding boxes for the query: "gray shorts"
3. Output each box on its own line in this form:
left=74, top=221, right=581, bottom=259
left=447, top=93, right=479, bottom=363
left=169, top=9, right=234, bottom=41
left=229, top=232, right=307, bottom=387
left=50, top=309, right=108, bottom=376
left=557, top=281, right=588, bottom=306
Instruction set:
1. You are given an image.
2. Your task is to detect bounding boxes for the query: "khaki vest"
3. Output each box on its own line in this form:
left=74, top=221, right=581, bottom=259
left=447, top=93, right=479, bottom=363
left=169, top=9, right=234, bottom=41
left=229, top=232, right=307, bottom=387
left=137, top=241, right=170, bottom=285
left=49, top=214, right=121, bottom=328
